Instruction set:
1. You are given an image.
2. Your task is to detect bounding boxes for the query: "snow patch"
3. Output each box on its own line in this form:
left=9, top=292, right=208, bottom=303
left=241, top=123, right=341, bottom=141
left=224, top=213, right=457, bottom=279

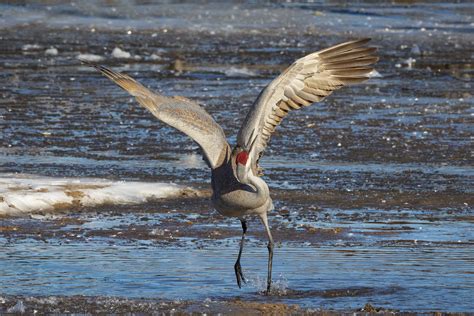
left=0, top=174, right=194, bottom=217
left=112, top=47, right=131, bottom=59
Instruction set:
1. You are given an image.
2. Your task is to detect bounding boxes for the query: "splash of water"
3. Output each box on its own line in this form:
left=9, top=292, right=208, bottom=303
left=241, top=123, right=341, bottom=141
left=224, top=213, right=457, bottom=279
left=247, top=273, right=289, bottom=296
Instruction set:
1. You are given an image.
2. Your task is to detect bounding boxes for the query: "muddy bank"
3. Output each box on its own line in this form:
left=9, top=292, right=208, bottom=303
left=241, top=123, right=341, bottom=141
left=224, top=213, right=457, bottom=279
left=0, top=294, right=409, bottom=315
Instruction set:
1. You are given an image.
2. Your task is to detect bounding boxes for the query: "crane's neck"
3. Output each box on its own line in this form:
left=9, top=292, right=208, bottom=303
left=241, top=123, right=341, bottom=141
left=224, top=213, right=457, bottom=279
left=236, top=164, right=268, bottom=196
left=235, top=156, right=269, bottom=207
left=210, top=150, right=269, bottom=210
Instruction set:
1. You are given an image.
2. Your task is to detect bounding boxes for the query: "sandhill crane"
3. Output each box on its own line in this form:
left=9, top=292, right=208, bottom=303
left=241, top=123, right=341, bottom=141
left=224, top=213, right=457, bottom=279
left=81, top=38, right=378, bottom=294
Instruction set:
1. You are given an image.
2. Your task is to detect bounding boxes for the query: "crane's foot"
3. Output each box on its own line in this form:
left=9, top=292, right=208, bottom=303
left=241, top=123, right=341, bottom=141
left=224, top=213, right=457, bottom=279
left=264, top=285, right=272, bottom=296
left=234, top=219, right=247, bottom=289
left=234, top=261, right=246, bottom=288
left=264, top=240, right=274, bottom=295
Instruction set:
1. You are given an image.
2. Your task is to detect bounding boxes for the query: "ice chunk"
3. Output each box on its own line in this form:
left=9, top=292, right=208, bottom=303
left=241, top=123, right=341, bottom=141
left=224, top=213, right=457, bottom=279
left=149, top=53, right=161, bottom=61
left=112, top=47, right=131, bottom=59
left=45, top=47, right=58, bottom=56
left=224, top=66, right=256, bottom=77
left=405, top=57, right=416, bottom=69
left=22, top=44, right=41, bottom=51
left=368, top=69, right=382, bottom=78
left=77, top=53, right=105, bottom=62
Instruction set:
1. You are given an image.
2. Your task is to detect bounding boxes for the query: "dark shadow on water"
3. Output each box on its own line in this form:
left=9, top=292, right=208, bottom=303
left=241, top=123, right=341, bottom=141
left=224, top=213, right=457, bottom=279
left=293, top=286, right=400, bottom=299
left=253, top=285, right=402, bottom=299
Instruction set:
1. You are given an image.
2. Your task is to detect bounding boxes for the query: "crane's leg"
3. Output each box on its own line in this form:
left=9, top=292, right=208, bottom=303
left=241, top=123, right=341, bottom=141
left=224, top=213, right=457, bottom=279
left=234, top=219, right=247, bottom=288
left=260, top=213, right=274, bottom=295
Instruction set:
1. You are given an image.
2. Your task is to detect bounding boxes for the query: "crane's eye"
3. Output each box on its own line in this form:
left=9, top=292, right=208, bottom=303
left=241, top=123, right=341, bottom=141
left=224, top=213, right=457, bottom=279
left=236, top=151, right=249, bottom=165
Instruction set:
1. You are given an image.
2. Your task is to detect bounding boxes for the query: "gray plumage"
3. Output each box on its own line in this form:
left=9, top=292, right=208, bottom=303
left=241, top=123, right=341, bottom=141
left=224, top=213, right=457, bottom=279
left=80, top=38, right=378, bottom=294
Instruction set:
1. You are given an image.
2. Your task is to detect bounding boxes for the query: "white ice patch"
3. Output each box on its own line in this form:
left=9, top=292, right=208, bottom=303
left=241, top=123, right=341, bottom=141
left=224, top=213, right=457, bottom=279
left=0, top=174, right=193, bottom=217
left=77, top=53, right=104, bottom=62
left=148, top=53, right=161, bottom=61
left=112, top=47, right=131, bottom=59
left=45, top=47, right=58, bottom=56
left=22, top=44, right=41, bottom=51
left=224, top=66, right=256, bottom=77
left=275, top=181, right=299, bottom=190
left=368, top=69, right=382, bottom=78
left=404, top=57, right=416, bottom=69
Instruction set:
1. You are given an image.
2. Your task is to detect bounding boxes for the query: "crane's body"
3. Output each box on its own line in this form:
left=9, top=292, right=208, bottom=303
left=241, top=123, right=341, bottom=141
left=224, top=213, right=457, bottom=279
left=81, top=38, right=378, bottom=294
left=211, top=148, right=273, bottom=217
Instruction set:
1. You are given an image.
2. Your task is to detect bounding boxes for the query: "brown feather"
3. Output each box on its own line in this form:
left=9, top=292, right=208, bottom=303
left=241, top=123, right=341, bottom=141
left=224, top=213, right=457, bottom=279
left=323, top=56, right=380, bottom=70
left=323, top=47, right=377, bottom=63
left=327, top=67, right=373, bottom=76
left=317, top=38, right=371, bottom=58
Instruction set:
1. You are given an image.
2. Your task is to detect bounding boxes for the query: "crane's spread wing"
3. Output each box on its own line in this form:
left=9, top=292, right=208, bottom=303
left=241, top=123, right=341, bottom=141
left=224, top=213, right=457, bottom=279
left=81, top=61, right=230, bottom=169
left=237, top=38, right=378, bottom=173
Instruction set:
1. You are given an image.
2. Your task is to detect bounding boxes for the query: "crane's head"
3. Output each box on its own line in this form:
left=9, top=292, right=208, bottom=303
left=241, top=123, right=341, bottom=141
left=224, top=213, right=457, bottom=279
left=233, top=129, right=258, bottom=182
left=236, top=150, right=249, bottom=166
left=233, top=148, right=251, bottom=184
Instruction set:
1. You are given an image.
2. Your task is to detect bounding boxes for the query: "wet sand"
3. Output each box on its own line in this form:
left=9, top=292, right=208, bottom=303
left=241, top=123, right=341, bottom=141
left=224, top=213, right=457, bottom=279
left=1, top=294, right=400, bottom=315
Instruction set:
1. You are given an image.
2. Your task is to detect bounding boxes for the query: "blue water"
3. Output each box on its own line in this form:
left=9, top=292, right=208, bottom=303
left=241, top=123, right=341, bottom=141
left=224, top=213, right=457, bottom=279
left=1, top=237, right=472, bottom=311
left=0, top=0, right=473, bottom=312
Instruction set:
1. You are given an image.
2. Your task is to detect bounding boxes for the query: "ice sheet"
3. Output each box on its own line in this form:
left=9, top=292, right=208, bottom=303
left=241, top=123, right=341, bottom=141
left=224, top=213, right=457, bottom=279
left=0, top=174, right=192, bottom=216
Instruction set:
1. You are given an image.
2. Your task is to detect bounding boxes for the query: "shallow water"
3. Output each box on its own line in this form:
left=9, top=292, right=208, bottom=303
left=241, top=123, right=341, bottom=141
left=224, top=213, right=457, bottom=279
left=0, top=1, right=473, bottom=313
left=1, top=207, right=473, bottom=311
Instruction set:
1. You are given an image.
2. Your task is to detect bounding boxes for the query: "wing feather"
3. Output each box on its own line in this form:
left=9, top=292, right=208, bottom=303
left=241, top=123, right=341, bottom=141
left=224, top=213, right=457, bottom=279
left=81, top=61, right=230, bottom=169
left=237, top=38, right=378, bottom=174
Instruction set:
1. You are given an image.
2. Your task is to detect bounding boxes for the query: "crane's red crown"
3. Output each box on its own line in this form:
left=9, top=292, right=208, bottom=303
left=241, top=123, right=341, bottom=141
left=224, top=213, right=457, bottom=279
left=236, top=151, right=249, bottom=165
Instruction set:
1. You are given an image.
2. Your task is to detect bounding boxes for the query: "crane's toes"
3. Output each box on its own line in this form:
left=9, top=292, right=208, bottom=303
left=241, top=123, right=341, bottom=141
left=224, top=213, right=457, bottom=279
left=234, top=262, right=246, bottom=288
